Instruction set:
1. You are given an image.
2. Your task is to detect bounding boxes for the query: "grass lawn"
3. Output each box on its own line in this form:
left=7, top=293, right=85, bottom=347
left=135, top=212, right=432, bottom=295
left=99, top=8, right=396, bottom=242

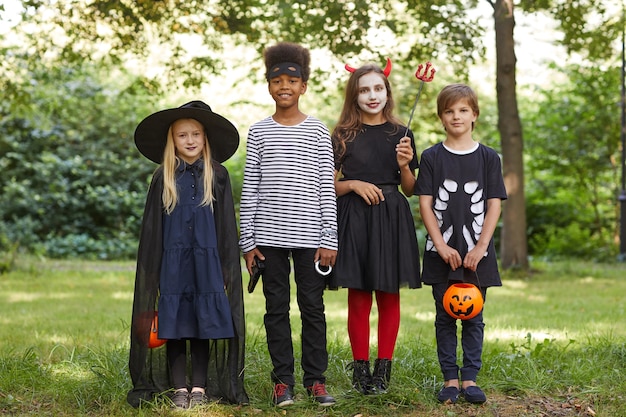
left=0, top=257, right=625, bottom=416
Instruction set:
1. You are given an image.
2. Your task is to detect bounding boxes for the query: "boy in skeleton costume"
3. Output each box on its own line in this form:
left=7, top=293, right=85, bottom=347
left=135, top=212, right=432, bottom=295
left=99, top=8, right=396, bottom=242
left=415, top=84, right=507, bottom=405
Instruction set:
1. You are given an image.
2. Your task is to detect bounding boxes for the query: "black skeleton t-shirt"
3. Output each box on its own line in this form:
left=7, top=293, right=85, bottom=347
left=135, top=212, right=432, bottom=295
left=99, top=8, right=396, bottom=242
left=415, top=142, right=507, bottom=286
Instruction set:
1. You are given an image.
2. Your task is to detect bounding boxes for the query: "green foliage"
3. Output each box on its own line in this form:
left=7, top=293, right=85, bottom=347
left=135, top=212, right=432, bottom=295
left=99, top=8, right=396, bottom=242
left=531, top=223, right=616, bottom=262
left=14, top=0, right=622, bottom=89
left=0, top=57, right=159, bottom=259
left=522, top=63, right=622, bottom=260
left=2, top=1, right=624, bottom=262
left=517, top=1, right=623, bottom=60
left=0, top=231, right=18, bottom=274
left=13, top=0, right=485, bottom=87
left=552, top=1, right=623, bottom=60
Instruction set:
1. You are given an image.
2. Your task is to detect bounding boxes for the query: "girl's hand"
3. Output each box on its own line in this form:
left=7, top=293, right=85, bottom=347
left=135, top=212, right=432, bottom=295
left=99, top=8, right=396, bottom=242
left=396, top=136, right=413, bottom=168
left=351, top=180, right=385, bottom=205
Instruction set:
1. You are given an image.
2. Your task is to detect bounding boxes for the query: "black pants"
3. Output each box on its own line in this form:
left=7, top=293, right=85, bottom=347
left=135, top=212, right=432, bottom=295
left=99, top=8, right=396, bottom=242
left=432, top=282, right=487, bottom=382
left=167, top=338, right=209, bottom=389
left=260, top=246, right=328, bottom=388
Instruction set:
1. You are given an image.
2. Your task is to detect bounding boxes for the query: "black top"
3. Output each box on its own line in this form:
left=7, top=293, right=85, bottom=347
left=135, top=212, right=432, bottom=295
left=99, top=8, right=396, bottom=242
left=415, top=142, right=507, bottom=286
left=334, top=122, right=418, bottom=185
left=330, top=122, right=421, bottom=292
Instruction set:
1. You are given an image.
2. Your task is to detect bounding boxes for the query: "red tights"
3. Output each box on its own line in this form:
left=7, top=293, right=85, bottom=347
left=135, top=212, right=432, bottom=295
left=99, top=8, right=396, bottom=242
left=347, top=288, right=400, bottom=360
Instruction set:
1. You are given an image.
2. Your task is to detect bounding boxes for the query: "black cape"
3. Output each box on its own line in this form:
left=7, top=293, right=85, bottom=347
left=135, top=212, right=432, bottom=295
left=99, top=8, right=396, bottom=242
left=127, top=161, right=248, bottom=407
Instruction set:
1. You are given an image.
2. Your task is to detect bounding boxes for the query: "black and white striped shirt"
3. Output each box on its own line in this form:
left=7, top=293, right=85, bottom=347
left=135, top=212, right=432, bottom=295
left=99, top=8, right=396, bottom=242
left=239, top=116, right=338, bottom=252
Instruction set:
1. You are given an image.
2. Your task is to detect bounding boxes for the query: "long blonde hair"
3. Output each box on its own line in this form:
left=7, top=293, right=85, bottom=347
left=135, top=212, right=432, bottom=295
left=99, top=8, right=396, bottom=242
left=161, top=120, right=214, bottom=214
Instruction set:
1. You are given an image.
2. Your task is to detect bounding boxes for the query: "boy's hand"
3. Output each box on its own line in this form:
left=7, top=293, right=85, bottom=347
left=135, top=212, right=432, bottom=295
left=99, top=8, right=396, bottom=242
left=315, top=248, right=337, bottom=267
left=463, top=247, right=486, bottom=272
left=436, top=244, right=462, bottom=271
left=244, top=248, right=265, bottom=275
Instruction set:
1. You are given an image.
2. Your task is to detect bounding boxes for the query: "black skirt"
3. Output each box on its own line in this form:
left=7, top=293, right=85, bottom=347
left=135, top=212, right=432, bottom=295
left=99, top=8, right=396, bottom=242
left=330, top=186, right=421, bottom=292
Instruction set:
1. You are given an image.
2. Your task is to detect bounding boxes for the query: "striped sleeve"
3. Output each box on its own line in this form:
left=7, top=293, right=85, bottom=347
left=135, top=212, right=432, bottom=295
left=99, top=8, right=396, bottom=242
left=238, top=116, right=338, bottom=251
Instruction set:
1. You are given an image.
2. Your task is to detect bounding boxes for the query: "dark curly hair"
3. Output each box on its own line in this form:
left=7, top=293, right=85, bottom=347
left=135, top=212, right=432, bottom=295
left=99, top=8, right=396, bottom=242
left=263, top=42, right=311, bottom=82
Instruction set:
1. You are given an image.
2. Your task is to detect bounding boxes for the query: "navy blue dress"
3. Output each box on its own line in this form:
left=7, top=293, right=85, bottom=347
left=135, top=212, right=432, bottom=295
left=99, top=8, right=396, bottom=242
left=157, top=159, right=234, bottom=340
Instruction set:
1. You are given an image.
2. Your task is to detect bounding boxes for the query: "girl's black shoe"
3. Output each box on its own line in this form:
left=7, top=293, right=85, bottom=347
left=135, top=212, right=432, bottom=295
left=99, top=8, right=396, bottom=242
left=349, top=360, right=373, bottom=395
left=170, top=390, right=189, bottom=409
left=272, top=383, right=294, bottom=407
left=189, top=390, right=209, bottom=408
left=371, top=358, right=392, bottom=394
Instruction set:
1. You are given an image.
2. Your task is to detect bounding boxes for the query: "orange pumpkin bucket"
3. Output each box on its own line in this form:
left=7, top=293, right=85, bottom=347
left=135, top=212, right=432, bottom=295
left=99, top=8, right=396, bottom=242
left=135, top=311, right=167, bottom=348
left=443, top=283, right=484, bottom=320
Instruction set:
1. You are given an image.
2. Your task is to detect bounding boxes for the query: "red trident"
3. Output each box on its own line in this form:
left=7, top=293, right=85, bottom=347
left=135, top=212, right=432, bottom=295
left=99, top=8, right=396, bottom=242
left=404, top=61, right=436, bottom=137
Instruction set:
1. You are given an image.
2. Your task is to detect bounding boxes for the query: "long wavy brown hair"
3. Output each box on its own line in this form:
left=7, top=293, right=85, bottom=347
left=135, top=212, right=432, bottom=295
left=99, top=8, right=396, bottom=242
left=332, top=64, right=404, bottom=159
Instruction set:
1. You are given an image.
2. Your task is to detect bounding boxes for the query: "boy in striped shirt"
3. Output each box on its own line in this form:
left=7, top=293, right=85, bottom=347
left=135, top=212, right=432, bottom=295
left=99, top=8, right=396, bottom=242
left=239, top=42, right=338, bottom=407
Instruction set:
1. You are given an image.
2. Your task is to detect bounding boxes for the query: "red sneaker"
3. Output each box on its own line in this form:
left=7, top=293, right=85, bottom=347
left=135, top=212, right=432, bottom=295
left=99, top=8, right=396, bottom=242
left=306, top=381, right=336, bottom=406
left=272, top=383, right=294, bottom=407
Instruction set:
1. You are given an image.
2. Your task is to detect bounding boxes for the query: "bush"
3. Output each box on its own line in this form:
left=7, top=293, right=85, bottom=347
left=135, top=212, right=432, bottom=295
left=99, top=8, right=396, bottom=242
left=0, top=231, right=18, bottom=274
left=532, top=223, right=617, bottom=262
left=0, top=61, right=160, bottom=259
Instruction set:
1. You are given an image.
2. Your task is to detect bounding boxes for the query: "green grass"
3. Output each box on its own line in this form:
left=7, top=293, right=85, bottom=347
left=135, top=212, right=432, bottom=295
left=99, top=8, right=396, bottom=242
left=1, top=257, right=625, bottom=416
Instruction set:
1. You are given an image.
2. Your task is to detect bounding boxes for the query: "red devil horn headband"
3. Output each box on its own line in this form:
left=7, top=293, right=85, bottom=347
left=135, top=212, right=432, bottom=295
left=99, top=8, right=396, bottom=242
left=344, top=58, right=392, bottom=77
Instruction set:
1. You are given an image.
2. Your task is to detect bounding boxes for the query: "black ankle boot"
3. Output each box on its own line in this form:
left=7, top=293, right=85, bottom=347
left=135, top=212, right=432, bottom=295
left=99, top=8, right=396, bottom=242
left=372, top=358, right=392, bottom=394
left=349, top=360, right=373, bottom=395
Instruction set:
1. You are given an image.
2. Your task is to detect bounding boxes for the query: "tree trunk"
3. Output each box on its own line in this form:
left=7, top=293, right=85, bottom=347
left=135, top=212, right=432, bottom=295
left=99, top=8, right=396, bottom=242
left=493, top=0, right=529, bottom=269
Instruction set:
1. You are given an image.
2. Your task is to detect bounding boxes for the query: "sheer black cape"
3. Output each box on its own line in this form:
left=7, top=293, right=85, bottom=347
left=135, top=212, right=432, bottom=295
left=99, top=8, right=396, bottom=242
left=127, top=161, right=248, bottom=407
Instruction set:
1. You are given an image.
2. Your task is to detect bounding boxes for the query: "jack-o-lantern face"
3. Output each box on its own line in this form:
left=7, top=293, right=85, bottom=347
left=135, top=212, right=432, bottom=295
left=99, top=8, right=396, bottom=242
left=443, top=283, right=484, bottom=320
left=134, top=311, right=167, bottom=348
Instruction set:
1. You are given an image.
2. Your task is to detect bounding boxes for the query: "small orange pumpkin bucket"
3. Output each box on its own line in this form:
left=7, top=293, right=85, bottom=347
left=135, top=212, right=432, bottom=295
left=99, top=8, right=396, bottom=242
left=147, top=312, right=167, bottom=348
left=135, top=311, right=167, bottom=348
left=443, top=283, right=484, bottom=320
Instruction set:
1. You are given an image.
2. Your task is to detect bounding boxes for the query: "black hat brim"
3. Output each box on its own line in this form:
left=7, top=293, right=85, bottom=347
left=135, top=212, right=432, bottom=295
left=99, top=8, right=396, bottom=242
left=134, top=104, right=239, bottom=164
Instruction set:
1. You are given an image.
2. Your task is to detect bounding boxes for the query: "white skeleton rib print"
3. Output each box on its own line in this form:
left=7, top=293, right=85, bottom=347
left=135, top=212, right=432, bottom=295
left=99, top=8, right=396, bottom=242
left=426, top=179, right=488, bottom=258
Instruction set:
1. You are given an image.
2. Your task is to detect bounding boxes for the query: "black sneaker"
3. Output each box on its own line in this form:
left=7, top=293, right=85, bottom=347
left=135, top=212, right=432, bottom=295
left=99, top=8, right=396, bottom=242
left=306, top=381, right=336, bottom=406
left=272, top=383, right=294, bottom=407
left=189, top=390, right=209, bottom=408
left=170, top=389, right=189, bottom=409
left=437, top=386, right=460, bottom=404
left=462, top=385, right=487, bottom=404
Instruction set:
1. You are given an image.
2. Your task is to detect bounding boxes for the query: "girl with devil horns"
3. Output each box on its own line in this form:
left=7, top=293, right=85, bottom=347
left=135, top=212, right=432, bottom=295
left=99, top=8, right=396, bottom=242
left=330, top=59, right=421, bottom=395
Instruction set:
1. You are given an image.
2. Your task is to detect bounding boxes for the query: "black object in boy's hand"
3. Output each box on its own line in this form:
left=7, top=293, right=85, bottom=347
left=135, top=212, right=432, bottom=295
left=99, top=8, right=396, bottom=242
left=248, top=257, right=265, bottom=293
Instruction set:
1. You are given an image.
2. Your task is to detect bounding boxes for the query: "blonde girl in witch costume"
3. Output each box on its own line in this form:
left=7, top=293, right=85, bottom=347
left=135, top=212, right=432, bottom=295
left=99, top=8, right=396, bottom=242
left=128, top=101, right=248, bottom=409
left=330, top=60, right=421, bottom=395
